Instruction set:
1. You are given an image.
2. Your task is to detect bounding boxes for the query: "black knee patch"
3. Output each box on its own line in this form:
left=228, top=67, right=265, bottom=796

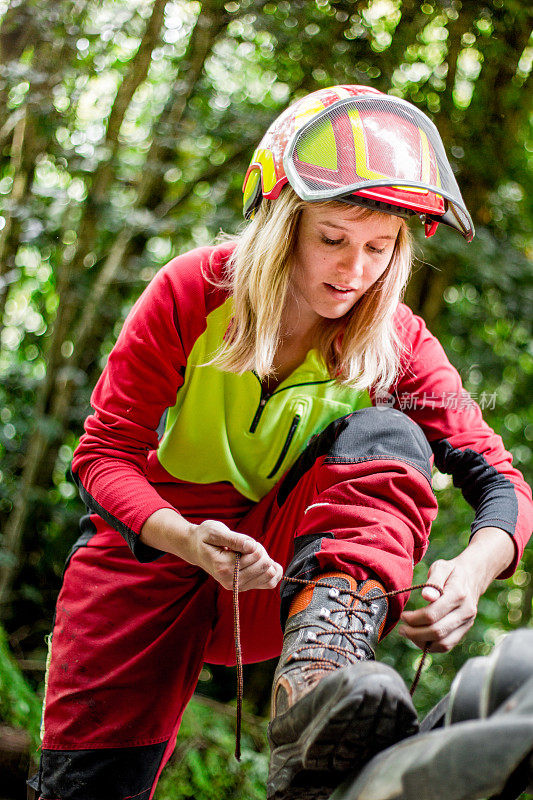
left=326, top=407, right=433, bottom=482
left=29, top=742, right=167, bottom=800
left=278, top=408, right=432, bottom=507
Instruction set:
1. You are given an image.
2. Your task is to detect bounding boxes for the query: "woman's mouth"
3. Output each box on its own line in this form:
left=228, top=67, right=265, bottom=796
left=325, top=283, right=355, bottom=295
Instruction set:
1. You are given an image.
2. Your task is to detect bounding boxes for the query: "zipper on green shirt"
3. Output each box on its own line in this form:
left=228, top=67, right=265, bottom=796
left=267, top=413, right=301, bottom=479
left=249, top=372, right=334, bottom=434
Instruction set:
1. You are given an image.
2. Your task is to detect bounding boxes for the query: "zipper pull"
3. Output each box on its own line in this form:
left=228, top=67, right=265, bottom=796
left=250, top=390, right=271, bottom=432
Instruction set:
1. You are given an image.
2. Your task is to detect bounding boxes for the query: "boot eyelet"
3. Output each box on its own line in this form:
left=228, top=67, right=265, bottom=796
left=328, top=588, right=340, bottom=599
left=319, top=607, right=330, bottom=619
left=371, top=603, right=380, bottom=613
left=355, top=647, right=365, bottom=659
left=306, top=631, right=317, bottom=642
left=363, top=624, right=372, bottom=634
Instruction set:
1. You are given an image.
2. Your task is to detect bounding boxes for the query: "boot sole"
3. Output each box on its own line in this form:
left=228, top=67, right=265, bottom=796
left=267, top=663, right=417, bottom=800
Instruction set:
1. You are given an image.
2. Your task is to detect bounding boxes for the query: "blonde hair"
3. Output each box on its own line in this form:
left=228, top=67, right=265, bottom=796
left=209, top=186, right=412, bottom=393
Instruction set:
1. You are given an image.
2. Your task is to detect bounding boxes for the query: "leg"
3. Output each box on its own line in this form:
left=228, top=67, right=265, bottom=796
left=258, top=407, right=438, bottom=799
left=32, top=528, right=219, bottom=800
left=268, top=406, right=437, bottom=625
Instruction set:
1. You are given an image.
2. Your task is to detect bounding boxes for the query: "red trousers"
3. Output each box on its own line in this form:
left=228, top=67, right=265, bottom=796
left=33, top=408, right=437, bottom=800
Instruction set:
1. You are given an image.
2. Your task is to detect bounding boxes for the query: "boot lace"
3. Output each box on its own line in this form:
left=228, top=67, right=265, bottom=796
left=231, top=553, right=442, bottom=760
left=283, top=578, right=387, bottom=671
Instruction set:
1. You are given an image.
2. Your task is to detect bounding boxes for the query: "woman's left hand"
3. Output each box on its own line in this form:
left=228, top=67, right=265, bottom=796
left=397, top=527, right=515, bottom=653
left=397, top=558, right=480, bottom=653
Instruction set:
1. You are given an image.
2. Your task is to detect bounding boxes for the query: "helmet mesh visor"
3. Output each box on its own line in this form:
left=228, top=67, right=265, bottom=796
left=286, top=96, right=471, bottom=233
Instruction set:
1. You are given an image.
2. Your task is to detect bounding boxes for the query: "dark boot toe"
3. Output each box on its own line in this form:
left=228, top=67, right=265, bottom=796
left=267, top=661, right=418, bottom=800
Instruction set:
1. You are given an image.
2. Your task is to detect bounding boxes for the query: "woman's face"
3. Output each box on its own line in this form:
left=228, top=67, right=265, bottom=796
left=289, top=204, right=402, bottom=327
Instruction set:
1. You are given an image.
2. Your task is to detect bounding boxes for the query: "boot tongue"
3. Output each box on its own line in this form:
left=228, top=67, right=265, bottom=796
left=298, top=576, right=371, bottom=665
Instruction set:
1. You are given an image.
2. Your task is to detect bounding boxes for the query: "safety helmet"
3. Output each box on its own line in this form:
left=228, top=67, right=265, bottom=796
left=242, top=85, right=474, bottom=241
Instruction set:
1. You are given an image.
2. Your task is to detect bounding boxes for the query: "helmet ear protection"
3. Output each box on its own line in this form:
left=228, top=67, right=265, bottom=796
left=242, top=85, right=474, bottom=241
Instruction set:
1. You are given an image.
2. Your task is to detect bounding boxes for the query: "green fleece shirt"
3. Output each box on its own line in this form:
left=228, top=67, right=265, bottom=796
left=157, top=297, right=370, bottom=501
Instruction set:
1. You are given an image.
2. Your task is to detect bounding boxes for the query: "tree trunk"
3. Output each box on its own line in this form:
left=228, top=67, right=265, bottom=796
left=0, top=0, right=36, bottom=130
left=0, top=0, right=83, bottom=326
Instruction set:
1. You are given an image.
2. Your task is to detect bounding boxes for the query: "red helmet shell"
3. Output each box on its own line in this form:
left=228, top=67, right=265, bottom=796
left=243, top=85, right=474, bottom=241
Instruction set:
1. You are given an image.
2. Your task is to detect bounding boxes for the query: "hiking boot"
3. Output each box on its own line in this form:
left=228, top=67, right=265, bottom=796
left=267, top=572, right=418, bottom=800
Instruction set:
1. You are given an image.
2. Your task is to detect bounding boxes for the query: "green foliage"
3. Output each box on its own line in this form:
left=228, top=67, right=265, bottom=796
left=153, top=698, right=268, bottom=800
left=0, top=624, right=41, bottom=746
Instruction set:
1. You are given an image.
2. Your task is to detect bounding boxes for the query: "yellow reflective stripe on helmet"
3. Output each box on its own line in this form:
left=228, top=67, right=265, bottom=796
left=347, top=106, right=388, bottom=181
left=420, top=128, right=441, bottom=188
left=253, top=147, right=277, bottom=193
left=243, top=167, right=261, bottom=207
left=392, top=184, right=428, bottom=194
left=293, top=98, right=326, bottom=130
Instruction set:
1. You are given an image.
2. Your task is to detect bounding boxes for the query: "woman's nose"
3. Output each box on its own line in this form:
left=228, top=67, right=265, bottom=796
left=341, top=247, right=364, bottom=278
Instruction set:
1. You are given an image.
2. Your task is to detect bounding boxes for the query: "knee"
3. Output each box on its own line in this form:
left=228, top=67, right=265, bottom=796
left=325, top=407, right=433, bottom=482
left=277, top=407, right=433, bottom=508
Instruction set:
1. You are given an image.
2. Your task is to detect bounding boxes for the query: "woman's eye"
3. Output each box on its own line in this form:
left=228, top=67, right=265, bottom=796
left=367, top=245, right=386, bottom=254
left=321, top=235, right=342, bottom=246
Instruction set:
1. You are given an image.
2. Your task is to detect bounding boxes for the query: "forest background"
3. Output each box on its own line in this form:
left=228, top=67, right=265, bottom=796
left=0, top=0, right=532, bottom=797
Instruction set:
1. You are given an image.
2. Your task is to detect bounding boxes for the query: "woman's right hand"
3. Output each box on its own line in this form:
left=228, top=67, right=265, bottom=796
left=181, top=519, right=284, bottom=592
left=140, top=509, right=283, bottom=591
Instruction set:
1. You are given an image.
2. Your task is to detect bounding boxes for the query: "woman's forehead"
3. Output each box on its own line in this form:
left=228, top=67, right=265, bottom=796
left=303, top=203, right=402, bottom=236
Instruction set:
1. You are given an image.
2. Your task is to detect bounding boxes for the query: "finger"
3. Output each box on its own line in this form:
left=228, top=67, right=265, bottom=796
left=238, top=558, right=283, bottom=591
left=401, top=591, right=462, bottom=628
left=421, top=558, right=457, bottom=604
left=209, top=555, right=243, bottom=590
left=421, top=585, right=442, bottom=602
left=398, top=606, right=473, bottom=649
left=238, top=555, right=283, bottom=589
left=237, top=547, right=269, bottom=570
left=426, top=619, right=474, bottom=653
left=258, top=561, right=284, bottom=589
left=401, top=573, right=466, bottom=628
left=407, top=591, right=477, bottom=635
left=238, top=570, right=276, bottom=591
left=239, top=551, right=278, bottom=574
left=426, top=558, right=454, bottom=587
left=422, top=561, right=451, bottom=602
left=205, top=528, right=260, bottom=555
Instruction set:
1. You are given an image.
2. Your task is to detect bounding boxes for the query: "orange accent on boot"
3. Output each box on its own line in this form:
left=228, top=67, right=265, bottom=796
left=357, top=578, right=388, bottom=640
left=288, top=573, right=389, bottom=641
left=287, top=571, right=360, bottom=618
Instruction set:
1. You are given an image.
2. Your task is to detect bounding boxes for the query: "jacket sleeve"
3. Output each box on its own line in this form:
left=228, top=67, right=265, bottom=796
left=383, top=303, right=532, bottom=577
left=71, top=245, right=228, bottom=561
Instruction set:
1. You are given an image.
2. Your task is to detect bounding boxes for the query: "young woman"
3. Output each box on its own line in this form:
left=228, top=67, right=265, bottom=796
left=31, top=86, right=532, bottom=800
